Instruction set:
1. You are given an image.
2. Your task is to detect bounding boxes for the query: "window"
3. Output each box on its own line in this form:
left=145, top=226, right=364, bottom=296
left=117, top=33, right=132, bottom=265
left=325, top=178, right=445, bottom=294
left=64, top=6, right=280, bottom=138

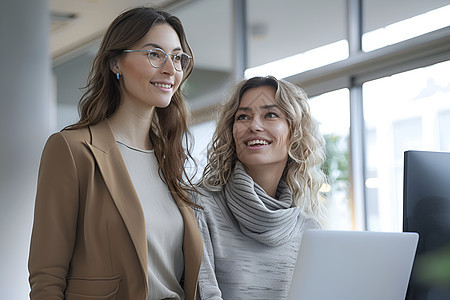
left=246, top=0, right=348, bottom=78
left=362, top=60, right=450, bottom=231
left=362, top=0, right=450, bottom=51
left=173, top=0, right=234, bottom=111
left=309, top=89, right=352, bottom=229
left=189, top=120, right=216, bottom=182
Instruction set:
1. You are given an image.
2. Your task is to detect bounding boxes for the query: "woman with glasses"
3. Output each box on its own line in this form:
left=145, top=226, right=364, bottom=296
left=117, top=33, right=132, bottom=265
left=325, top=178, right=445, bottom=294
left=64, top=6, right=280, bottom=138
left=193, top=76, right=327, bottom=299
left=28, top=6, right=202, bottom=300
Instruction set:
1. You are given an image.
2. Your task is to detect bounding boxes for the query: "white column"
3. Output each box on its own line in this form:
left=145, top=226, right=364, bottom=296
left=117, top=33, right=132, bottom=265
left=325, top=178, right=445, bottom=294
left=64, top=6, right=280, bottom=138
left=0, top=0, right=53, bottom=298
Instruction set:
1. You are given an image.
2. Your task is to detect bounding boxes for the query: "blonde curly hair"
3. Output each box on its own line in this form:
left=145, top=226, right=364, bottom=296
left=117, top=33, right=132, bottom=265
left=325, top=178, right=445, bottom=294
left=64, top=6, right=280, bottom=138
left=202, top=76, right=327, bottom=219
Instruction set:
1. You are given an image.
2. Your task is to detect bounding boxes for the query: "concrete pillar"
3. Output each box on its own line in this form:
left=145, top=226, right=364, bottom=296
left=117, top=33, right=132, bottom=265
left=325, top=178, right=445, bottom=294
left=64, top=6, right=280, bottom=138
left=0, top=0, right=53, bottom=298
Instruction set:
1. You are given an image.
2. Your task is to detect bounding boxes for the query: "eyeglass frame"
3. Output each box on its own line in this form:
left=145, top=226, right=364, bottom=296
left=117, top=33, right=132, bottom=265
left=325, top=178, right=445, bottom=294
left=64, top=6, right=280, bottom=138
left=122, top=48, right=192, bottom=72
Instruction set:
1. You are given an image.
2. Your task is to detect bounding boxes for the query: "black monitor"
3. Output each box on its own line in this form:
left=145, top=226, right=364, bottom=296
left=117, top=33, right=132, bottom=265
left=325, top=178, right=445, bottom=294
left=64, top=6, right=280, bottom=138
left=403, top=150, right=450, bottom=300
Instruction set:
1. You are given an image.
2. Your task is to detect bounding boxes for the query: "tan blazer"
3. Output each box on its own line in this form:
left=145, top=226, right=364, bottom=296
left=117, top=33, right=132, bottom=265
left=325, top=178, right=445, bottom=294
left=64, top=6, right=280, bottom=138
left=28, top=120, right=203, bottom=300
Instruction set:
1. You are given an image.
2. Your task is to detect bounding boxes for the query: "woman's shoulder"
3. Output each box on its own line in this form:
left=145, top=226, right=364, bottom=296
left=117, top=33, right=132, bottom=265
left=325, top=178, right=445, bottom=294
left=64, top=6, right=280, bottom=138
left=190, top=185, right=211, bottom=206
left=42, top=126, right=93, bottom=161
left=44, top=126, right=86, bottom=147
left=45, top=126, right=89, bottom=144
left=302, top=213, right=323, bottom=230
left=190, top=185, right=223, bottom=209
left=59, top=126, right=91, bottom=142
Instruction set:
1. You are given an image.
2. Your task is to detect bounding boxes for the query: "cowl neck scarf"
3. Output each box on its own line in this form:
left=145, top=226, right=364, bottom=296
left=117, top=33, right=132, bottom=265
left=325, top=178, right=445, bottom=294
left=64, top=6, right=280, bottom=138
left=224, top=161, right=303, bottom=246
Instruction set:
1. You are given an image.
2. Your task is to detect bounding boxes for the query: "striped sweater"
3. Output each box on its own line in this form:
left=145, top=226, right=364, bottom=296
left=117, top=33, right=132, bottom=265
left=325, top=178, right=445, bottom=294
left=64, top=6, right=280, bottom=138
left=193, top=161, right=321, bottom=300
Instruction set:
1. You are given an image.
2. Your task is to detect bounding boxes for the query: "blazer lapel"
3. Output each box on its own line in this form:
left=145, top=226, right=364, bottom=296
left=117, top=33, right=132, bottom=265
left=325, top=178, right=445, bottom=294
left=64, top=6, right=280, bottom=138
left=85, top=119, right=148, bottom=291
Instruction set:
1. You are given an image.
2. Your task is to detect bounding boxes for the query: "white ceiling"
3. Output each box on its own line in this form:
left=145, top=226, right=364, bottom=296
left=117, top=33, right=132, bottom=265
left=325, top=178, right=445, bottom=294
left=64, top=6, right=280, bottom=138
left=50, top=0, right=190, bottom=61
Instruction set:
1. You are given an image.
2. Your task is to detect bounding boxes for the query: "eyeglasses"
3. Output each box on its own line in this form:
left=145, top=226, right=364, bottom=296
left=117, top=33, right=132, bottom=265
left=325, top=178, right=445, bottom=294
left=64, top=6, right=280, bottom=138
left=123, top=48, right=191, bottom=72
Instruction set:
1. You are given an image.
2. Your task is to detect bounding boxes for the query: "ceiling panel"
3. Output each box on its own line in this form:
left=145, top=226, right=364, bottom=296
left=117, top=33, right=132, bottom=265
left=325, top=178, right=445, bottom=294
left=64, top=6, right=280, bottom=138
left=50, top=0, right=172, bottom=59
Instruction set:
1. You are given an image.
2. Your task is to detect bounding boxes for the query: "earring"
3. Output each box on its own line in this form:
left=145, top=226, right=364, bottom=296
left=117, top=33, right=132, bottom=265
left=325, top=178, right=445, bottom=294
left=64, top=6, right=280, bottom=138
left=116, top=73, right=120, bottom=80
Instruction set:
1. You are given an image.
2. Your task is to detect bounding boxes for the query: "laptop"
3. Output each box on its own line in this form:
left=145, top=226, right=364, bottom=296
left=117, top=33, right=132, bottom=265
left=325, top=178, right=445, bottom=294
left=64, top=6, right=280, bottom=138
left=287, top=230, right=419, bottom=300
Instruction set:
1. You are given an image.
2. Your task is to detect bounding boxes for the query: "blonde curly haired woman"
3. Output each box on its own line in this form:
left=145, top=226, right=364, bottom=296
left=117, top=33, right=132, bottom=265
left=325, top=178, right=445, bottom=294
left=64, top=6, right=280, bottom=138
left=192, top=75, right=327, bottom=299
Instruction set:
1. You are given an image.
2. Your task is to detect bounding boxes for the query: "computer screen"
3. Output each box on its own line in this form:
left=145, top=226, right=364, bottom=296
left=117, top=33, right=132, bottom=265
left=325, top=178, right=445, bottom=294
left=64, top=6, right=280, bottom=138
left=403, top=150, right=450, bottom=300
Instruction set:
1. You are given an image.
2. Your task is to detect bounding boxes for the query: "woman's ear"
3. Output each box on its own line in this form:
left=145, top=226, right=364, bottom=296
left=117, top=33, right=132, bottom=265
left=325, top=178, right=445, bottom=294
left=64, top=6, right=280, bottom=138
left=109, top=58, right=120, bottom=74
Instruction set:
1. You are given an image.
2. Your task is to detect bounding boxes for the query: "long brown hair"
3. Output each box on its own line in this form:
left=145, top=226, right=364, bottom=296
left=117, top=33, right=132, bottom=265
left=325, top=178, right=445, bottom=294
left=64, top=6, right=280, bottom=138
left=67, top=6, right=196, bottom=205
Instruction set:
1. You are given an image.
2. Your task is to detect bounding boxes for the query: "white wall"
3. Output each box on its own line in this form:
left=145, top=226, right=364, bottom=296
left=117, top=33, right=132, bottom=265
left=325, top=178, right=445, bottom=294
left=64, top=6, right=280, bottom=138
left=0, top=0, right=53, bottom=298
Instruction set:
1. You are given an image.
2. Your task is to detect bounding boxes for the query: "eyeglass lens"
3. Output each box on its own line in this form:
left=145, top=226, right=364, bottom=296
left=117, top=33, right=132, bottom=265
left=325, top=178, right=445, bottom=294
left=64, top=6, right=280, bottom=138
left=148, top=49, right=190, bottom=71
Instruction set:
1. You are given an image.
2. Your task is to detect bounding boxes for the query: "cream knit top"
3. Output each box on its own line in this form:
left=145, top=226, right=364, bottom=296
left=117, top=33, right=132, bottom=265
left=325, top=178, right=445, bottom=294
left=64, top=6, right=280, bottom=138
left=117, top=141, right=185, bottom=300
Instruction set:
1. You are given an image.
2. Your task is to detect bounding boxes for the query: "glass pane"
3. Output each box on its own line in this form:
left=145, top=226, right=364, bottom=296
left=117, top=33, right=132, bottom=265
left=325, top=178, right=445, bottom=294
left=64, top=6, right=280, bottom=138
left=309, top=89, right=352, bottom=230
left=362, top=0, right=450, bottom=52
left=173, top=0, right=234, bottom=110
left=246, top=0, right=348, bottom=78
left=53, top=48, right=96, bottom=130
left=189, top=120, right=216, bottom=181
left=362, top=60, right=450, bottom=231
left=439, top=110, right=450, bottom=150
